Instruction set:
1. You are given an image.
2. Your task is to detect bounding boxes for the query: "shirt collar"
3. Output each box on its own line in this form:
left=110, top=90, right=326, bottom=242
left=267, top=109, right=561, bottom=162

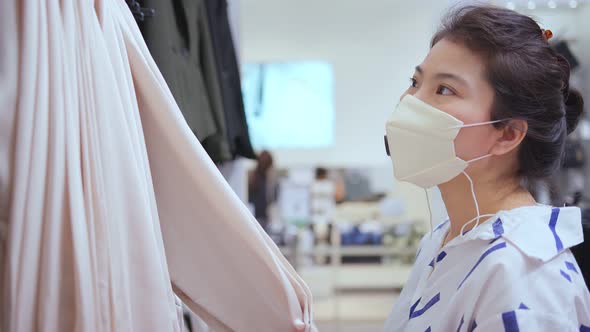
left=440, top=205, right=583, bottom=262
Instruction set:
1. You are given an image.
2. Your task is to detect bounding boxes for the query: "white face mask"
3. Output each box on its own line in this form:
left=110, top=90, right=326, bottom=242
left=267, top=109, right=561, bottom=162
left=385, top=94, right=503, bottom=189
left=385, top=94, right=506, bottom=240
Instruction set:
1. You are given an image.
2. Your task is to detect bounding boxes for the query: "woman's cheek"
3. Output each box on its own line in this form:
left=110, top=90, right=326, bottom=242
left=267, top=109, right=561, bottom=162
left=453, top=128, right=489, bottom=161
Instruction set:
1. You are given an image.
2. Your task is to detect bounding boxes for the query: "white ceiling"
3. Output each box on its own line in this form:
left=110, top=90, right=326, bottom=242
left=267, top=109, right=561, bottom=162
left=491, top=0, right=588, bottom=10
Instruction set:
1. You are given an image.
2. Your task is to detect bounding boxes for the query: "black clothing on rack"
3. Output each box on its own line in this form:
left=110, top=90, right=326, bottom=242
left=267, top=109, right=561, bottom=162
left=139, top=0, right=232, bottom=163
left=204, top=0, right=256, bottom=160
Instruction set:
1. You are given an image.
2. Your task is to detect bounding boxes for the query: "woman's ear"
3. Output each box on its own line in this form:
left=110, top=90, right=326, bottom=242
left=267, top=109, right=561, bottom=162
left=490, top=119, right=528, bottom=156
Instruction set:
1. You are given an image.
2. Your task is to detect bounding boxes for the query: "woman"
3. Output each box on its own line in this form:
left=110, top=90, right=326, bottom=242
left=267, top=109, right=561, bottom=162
left=384, top=6, right=590, bottom=331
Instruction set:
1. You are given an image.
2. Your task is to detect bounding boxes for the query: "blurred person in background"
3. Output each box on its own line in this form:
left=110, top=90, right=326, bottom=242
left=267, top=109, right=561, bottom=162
left=248, top=150, right=277, bottom=230
left=315, top=167, right=347, bottom=203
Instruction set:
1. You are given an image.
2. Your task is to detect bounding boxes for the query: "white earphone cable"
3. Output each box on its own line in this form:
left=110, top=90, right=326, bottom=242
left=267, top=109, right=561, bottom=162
left=459, top=171, right=496, bottom=236
left=425, top=188, right=433, bottom=239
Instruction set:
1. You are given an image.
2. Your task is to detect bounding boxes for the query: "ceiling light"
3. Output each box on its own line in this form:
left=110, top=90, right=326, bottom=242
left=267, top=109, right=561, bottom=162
left=506, top=1, right=516, bottom=10
left=548, top=0, right=557, bottom=8
left=569, top=0, right=578, bottom=8
left=528, top=1, right=537, bottom=9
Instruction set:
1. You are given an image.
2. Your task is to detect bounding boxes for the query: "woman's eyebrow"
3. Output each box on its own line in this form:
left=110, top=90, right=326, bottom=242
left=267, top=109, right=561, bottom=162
left=415, top=65, right=468, bottom=86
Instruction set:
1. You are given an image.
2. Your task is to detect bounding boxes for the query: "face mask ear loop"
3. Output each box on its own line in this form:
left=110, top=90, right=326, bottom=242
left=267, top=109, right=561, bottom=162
left=447, top=119, right=506, bottom=130
left=467, top=154, right=493, bottom=164
left=424, top=188, right=433, bottom=239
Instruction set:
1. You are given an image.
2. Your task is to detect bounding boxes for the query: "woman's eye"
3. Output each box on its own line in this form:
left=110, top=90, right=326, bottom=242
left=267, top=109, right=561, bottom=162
left=409, top=77, right=418, bottom=88
left=437, top=85, right=455, bottom=96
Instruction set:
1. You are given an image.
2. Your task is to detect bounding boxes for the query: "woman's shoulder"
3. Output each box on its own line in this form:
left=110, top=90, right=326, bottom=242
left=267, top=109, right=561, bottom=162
left=499, top=205, right=582, bottom=262
left=458, top=206, right=588, bottom=313
left=457, top=205, right=583, bottom=263
left=466, top=205, right=585, bottom=286
left=470, top=244, right=590, bottom=329
left=467, top=205, right=590, bottom=326
left=477, top=240, right=587, bottom=293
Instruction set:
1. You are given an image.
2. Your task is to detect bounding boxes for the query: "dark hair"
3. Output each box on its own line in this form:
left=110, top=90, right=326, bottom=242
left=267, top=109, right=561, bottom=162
left=315, top=167, right=328, bottom=180
left=257, top=150, right=273, bottom=171
left=432, top=6, right=584, bottom=180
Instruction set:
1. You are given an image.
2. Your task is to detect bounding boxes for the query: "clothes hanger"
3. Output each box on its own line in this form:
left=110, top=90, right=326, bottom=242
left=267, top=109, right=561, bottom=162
left=126, top=0, right=155, bottom=22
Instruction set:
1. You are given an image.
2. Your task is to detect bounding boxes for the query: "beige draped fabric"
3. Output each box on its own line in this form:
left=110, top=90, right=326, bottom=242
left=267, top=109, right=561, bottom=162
left=0, top=1, right=314, bottom=331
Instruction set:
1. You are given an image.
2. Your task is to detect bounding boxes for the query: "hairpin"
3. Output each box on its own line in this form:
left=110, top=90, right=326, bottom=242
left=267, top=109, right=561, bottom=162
left=542, top=29, right=553, bottom=42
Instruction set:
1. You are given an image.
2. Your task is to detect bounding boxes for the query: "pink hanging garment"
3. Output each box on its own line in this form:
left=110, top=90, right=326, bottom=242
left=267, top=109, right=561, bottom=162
left=0, top=0, right=314, bottom=331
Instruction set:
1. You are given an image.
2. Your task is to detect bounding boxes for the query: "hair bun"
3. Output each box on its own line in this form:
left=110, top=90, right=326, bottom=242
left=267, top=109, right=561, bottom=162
left=565, top=88, right=584, bottom=135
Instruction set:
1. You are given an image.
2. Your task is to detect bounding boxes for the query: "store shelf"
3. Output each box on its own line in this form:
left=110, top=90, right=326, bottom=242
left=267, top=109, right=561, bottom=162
left=292, top=245, right=414, bottom=257
left=337, top=246, right=414, bottom=257
left=332, top=264, right=411, bottom=290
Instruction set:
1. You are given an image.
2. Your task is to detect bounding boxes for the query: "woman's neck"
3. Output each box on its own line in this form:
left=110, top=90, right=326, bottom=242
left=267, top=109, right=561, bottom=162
left=438, top=172, right=536, bottom=245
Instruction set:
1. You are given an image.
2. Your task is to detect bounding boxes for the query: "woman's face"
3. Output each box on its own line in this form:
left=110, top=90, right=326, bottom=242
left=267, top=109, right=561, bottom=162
left=402, top=38, right=499, bottom=163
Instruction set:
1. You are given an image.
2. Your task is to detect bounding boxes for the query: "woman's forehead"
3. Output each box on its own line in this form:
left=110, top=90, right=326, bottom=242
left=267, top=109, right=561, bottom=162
left=420, top=38, right=488, bottom=85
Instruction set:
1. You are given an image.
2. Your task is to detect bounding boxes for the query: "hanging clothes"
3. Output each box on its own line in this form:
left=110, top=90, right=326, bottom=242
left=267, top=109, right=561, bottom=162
left=204, top=0, right=257, bottom=160
left=139, top=0, right=232, bottom=163
left=0, top=0, right=314, bottom=331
